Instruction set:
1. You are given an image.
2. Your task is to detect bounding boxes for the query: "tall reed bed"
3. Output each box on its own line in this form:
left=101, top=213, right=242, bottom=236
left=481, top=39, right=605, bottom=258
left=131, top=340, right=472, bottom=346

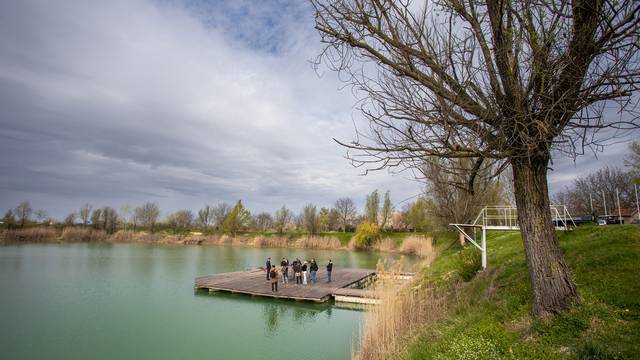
left=355, top=260, right=446, bottom=360
left=373, top=238, right=397, bottom=252
left=400, top=235, right=436, bottom=263
left=3, top=227, right=58, bottom=243
left=61, top=227, right=108, bottom=242
left=296, top=236, right=342, bottom=249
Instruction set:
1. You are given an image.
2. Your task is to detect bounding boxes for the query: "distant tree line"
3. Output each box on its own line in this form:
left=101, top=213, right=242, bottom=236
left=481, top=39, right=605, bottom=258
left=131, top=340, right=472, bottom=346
left=1, top=190, right=448, bottom=235
left=552, top=142, right=640, bottom=217
left=12, top=137, right=602, bottom=236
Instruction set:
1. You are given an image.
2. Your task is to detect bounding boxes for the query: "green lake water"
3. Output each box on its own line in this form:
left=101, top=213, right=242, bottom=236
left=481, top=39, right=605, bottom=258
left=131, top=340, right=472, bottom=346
left=0, top=243, right=414, bottom=360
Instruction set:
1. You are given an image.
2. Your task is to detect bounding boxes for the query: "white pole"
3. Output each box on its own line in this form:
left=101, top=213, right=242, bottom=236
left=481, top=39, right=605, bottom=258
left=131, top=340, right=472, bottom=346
left=589, top=193, right=594, bottom=213
left=616, top=189, right=622, bottom=224
left=481, top=227, right=487, bottom=269
left=602, top=190, right=608, bottom=216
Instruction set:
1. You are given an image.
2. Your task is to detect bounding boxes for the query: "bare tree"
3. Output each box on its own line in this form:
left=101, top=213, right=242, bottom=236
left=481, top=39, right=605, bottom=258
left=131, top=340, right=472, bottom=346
left=625, top=141, right=640, bottom=179
left=311, top=0, right=640, bottom=317
left=91, top=208, right=103, bottom=229
left=212, top=202, right=232, bottom=231
left=101, top=207, right=119, bottom=234
left=79, top=204, right=92, bottom=227
left=303, top=204, right=320, bottom=235
left=64, top=212, right=76, bottom=226
left=15, top=201, right=32, bottom=228
left=35, top=209, right=48, bottom=224
left=135, top=202, right=160, bottom=233
left=334, top=197, right=357, bottom=232
left=167, top=210, right=194, bottom=229
left=197, top=205, right=215, bottom=230
left=274, top=205, right=292, bottom=234
left=255, top=212, right=273, bottom=232
left=552, top=166, right=635, bottom=215
left=2, top=210, right=16, bottom=229
left=423, top=158, right=506, bottom=228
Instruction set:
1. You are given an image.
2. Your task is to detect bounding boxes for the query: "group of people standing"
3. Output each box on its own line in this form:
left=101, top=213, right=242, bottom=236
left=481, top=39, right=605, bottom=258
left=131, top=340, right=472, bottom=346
left=265, top=257, right=333, bottom=292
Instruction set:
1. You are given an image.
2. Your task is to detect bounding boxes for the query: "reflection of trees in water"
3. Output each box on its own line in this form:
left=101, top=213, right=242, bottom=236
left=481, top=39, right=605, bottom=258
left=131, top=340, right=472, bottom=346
left=262, top=302, right=331, bottom=336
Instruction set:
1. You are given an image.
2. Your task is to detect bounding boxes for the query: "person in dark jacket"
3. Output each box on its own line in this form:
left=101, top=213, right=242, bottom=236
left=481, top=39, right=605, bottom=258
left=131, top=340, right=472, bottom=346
left=310, top=258, right=318, bottom=284
left=270, top=265, right=278, bottom=292
left=326, top=259, right=333, bottom=282
left=266, top=257, right=271, bottom=280
left=280, top=257, right=288, bottom=284
left=293, top=260, right=302, bottom=284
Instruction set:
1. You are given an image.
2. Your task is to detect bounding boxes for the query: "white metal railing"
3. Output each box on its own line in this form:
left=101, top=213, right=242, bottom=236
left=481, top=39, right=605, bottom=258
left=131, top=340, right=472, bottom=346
left=470, top=205, right=575, bottom=230
left=451, top=205, right=576, bottom=269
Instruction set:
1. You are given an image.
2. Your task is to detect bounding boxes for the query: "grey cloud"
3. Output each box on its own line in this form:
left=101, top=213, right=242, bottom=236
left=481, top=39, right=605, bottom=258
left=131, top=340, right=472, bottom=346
left=0, top=0, right=421, bottom=218
left=1, top=0, right=632, bottom=219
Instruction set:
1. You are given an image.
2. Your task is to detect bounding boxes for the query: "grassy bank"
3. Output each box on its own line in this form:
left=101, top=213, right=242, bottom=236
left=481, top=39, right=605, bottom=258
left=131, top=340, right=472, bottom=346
left=356, top=225, right=640, bottom=359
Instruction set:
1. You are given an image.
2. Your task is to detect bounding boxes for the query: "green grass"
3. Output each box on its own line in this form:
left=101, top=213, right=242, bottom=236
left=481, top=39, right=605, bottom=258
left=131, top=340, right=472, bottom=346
left=399, top=225, right=640, bottom=359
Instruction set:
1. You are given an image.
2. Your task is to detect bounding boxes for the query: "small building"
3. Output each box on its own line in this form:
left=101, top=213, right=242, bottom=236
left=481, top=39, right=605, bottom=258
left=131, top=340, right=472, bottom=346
left=619, top=208, right=640, bottom=224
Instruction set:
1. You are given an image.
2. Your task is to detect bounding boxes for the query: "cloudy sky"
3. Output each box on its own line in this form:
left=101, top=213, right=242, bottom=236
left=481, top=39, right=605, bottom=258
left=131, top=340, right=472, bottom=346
left=0, top=0, right=635, bottom=219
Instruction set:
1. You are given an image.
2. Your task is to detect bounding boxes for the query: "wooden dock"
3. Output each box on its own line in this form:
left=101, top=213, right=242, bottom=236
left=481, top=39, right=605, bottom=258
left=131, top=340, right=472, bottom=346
left=195, top=268, right=375, bottom=303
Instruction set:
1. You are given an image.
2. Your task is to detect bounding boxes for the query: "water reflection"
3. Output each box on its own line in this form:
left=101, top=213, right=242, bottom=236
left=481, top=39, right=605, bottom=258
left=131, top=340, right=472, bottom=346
left=195, top=291, right=333, bottom=336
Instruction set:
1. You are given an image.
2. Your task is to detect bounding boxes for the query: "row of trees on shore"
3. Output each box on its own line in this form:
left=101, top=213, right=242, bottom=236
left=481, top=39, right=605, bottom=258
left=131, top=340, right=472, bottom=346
left=1, top=190, right=440, bottom=235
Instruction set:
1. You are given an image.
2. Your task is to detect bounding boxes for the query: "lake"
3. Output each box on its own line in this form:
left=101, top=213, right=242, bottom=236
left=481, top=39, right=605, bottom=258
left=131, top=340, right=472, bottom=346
left=0, top=243, right=414, bottom=360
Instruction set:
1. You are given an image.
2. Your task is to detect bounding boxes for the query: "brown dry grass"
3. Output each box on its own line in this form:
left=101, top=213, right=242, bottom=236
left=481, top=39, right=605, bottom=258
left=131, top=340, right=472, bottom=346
left=400, top=235, right=436, bottom=263
left=61, top=227, right=108, bottom=242
left=107, top=230, right=162, bottom=242
left=373, top=238, right=397, bottom=252
left=4, top=227, right=59, bottom=243
left=251, top=236, right=288, bottom=248
left=347, top=236, right=359, bottom=250
left=296, top=236, right=342, bottom=249
left=355, top=260, right=447, bottom=360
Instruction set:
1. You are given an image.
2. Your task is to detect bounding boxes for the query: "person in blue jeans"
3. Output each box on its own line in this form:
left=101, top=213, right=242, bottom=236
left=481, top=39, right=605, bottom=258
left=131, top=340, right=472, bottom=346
left=326, top=259, right=333, bottom=282
left=310, top=258, right=318, bottom=284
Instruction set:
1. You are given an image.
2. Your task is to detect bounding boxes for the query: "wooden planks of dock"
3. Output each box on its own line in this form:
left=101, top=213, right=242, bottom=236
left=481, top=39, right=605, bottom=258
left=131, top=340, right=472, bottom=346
left=195, top=268, right=375, bottom=302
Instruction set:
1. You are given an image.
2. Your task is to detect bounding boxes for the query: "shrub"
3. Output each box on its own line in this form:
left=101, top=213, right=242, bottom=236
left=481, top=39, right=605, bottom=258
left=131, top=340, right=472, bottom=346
left=456, top=247, right=482, bottom=281
left=351, top=222, right=380, bottom=249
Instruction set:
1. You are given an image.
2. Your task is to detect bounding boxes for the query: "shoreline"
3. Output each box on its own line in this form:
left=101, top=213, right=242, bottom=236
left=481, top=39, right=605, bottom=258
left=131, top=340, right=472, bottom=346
left=0, top=227, right=437, bottom=259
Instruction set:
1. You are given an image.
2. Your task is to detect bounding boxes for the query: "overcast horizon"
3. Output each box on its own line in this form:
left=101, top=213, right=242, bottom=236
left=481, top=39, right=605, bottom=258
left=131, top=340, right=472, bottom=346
left=0, top=0, right=636, bottom=219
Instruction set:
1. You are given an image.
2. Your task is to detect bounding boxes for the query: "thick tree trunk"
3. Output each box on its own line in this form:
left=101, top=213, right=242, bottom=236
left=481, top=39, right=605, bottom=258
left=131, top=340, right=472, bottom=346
left=511, top=155, right=579, bottom=317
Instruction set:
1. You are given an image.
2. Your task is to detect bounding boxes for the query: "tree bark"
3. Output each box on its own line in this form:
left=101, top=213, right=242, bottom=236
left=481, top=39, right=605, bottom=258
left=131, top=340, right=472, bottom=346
left=511, top=155, right=579, bottom=317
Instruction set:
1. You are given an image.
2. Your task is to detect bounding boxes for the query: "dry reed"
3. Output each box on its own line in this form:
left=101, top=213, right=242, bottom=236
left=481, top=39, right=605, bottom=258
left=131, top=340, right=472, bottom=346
left=373, top=238, right=397, bottom=252
left=355, top=260, right=446, bottom=360
left=4, top=227, right=58, bottom=243
left=61, top=227, right=108, bottom=242
left=296, top=236, right=342, bottom=249
left=400, top=236, right=436, bottom=263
